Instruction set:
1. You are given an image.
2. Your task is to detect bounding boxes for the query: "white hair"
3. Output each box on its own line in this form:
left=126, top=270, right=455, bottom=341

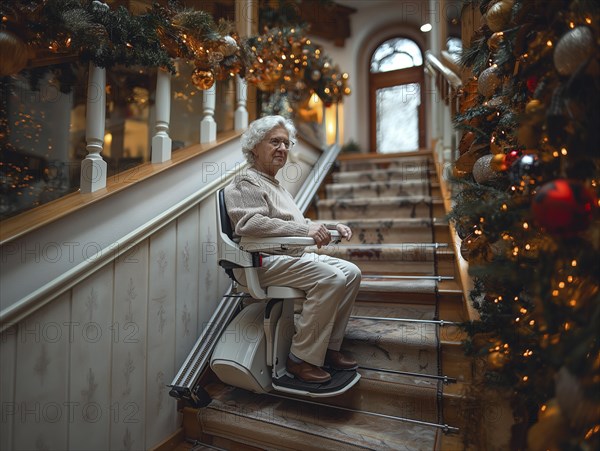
left=240, top=115, right=297, bottom=164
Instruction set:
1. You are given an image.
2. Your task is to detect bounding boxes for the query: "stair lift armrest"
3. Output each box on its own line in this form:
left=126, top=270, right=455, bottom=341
left=239, top=230, right=342, bottom=253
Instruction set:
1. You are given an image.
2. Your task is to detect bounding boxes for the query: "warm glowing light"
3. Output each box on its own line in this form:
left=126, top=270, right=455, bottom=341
left=585, top=17, right=592, bottom=24
left=520, top=308, right=527, bottom=314
left=571, top=260, right=577, bottom=267
left=529, top=320, right=535, bottom=326
left=552, top=290, right=559, bottom=296
left=553, top=151, right=559, bottom=157
left=569, top=299, right=577, bottom=307
left=541, top=404, right=547, bottom=412
left=546, top=40, right=553, bottom=47
left=420, top=23, right=432, bottom=32
left=523, top=222, right=529, bottom=229
left=561, top=147, right=568, bottom=155
left=567, top=276, right=573, bottom=282
left=522, top=376, right=528, bottom=381
left=569, top=21, right=575, bottom=28
left=558, top=282, right=565, bottom=288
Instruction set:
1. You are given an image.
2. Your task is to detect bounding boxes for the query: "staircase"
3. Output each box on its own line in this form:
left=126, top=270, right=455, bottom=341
left=168, top=151, right=471, bottom=451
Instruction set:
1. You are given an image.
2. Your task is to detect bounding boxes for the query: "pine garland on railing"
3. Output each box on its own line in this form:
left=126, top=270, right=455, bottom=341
left=0, top=0, right=349, bottom=103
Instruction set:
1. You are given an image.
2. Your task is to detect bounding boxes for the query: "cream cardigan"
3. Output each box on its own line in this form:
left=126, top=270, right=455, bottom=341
left=224, top=167, right=322, bottom=255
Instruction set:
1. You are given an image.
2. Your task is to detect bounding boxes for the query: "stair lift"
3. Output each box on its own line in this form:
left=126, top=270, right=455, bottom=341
left=210, top=189, right=361, bottom=397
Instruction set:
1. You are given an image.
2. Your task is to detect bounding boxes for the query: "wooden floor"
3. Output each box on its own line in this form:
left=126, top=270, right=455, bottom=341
left=167, top=151, right=472, bottom=451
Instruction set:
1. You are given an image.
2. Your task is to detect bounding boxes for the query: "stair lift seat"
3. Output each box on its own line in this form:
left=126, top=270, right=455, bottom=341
left=210, top=189, right=361, bottom=397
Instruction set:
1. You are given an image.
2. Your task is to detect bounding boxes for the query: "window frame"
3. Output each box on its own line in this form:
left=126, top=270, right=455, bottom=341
left=368, top=37, right=426, bottom=153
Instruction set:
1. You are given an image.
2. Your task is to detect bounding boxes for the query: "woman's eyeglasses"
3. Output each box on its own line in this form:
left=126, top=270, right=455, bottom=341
left=268, top=138, right=294, bottom=150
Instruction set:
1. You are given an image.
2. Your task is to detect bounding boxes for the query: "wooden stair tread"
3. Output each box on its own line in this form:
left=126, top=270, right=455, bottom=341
left=353, top=301, right=437, bottom=321
left=194, top=384, right=440, bottom=451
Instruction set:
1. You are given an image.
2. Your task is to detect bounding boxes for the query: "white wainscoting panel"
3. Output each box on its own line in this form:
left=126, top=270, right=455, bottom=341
left=69, top=263, right=114, bottom=450
left=13, top=293, right=70, bottom=450
left=145, top=224, right=178, bottom=447
left=0, top=325, right=17, bottom=450
left=197, top=197, right=221, bottom=334
left=175, top=208, right=200, bottom=369
left=111, top=241, right=149, bottom=450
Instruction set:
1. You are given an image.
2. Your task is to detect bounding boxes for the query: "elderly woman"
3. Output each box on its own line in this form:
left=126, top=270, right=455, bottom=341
left=224, top=115, right=361, bottom=383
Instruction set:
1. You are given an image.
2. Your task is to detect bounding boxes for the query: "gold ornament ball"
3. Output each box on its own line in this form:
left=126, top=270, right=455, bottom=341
left=553, top=26, right=595, bottom=76
left=527, top=399, right=568, bottom=451
left=487, top=32, right=504, bottom=51
left=490, top=153, right=507, bottom=171
left=525, top=99, right=543, bottom=115
left=478, top=66, right=501, bottom=98
left=191, top=68, right=215, bottom=90
left=0, top=30, right=30, bottom=76
left=485, top=0, right=514, bottom=32
left=487, top=351, right=507, bottom=370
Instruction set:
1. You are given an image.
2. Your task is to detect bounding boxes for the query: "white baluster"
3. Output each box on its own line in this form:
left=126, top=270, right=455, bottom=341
left=81, top=63, right=107, bottom=193
left=234, top=75, right=248, bottom=130
left=151, top=68, right=172, bottom=163
left=200, top=84, right=217, bottom=143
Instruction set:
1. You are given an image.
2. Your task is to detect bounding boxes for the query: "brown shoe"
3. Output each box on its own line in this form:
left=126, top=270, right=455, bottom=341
left=324, top=349, right=358, bottom=370
left=286, top=358, right=332, bottom=383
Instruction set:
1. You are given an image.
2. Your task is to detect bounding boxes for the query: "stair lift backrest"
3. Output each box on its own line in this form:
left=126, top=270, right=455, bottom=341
left=216, top=188, right=268, bottom=300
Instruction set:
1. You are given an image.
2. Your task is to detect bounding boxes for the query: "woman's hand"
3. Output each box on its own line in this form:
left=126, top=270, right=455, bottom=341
left=336, top=223, right=353, bottom=241
left=308, top=223, right=331, bottom=248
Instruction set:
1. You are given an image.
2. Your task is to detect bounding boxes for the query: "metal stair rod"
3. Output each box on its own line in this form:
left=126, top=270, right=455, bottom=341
left=267, top=392, right=460, bottom=434
left=362, top=274, right=453, bottom=281
left=359, top=365, right=457, bottom=384
left=350, top=315, right=458, bottom=326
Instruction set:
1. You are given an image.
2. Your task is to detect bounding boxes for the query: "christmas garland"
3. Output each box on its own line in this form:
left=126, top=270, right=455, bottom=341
left=0, top=0, right=349, bottom=103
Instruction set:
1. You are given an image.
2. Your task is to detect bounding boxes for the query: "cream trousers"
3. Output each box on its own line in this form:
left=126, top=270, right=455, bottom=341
left=235, top=253, right=361, bottom=367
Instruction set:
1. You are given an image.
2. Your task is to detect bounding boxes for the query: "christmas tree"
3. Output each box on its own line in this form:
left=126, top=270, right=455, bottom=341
left=452, top=0, right=600, bottom=449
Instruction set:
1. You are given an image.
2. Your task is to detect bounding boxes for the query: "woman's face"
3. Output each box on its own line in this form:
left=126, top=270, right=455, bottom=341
left=252, top=126, right=290, bottom=177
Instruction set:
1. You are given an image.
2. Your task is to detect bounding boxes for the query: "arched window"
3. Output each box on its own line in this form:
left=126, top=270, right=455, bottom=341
left=369, top=37, right=425, bottom=153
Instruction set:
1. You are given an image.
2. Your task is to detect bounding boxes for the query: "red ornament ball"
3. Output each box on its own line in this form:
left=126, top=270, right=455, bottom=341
left=532, top=180, right=597, bottom=234
left=526, top=76, right=538, bottom=93
left=505, top=149, right=521, bottom=167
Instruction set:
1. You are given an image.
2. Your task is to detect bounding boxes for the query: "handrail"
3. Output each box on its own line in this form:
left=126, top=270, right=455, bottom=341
left=295, top=143, right=342, bottom=214
left=425, top=51, right=463, bottom=91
